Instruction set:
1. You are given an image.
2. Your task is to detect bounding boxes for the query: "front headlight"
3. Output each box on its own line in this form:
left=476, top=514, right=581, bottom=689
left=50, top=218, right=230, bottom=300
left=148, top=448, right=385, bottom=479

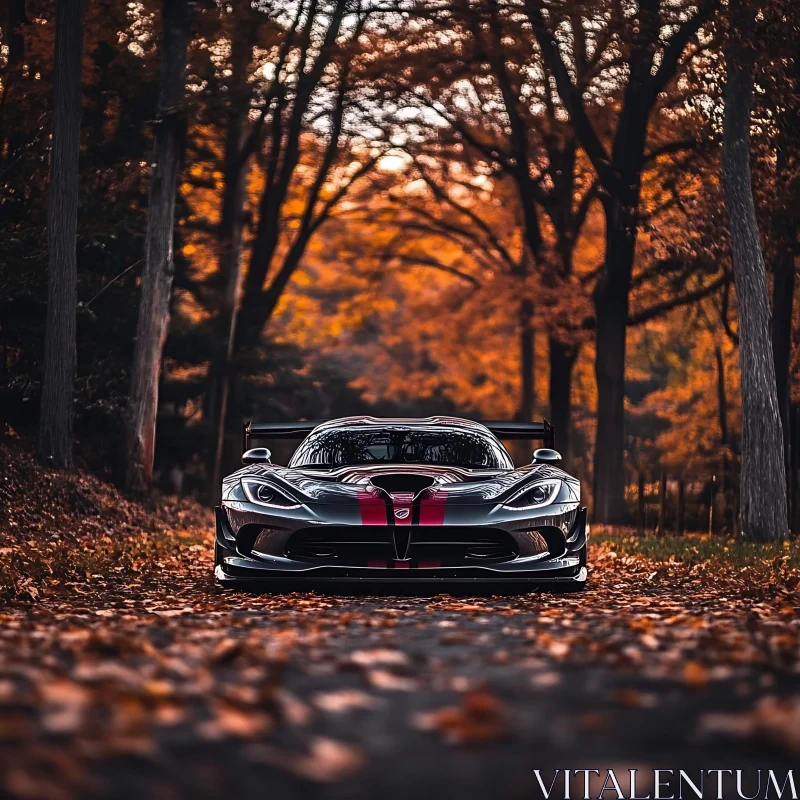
left=503, top=479, right=561, bottom=510
left=241, top=478, right=302, bottom=509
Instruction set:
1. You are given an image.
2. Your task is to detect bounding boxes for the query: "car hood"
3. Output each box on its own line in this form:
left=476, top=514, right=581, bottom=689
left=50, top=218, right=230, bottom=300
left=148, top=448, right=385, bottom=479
left=225, top=461, right=569, bottom=504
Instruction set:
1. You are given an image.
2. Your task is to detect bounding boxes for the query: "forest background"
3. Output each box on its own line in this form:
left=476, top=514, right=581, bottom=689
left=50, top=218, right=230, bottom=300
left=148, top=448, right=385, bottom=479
left=2, top=0, right=799, bottom=537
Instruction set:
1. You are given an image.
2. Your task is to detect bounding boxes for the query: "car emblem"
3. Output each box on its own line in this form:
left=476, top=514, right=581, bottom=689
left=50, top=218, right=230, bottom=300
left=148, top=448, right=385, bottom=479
left=394, top=508, right=410, bottom=520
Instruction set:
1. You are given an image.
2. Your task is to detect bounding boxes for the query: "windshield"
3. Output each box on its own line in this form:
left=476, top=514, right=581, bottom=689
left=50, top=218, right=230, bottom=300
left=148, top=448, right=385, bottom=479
left=289, top=427, right=513, bottom=470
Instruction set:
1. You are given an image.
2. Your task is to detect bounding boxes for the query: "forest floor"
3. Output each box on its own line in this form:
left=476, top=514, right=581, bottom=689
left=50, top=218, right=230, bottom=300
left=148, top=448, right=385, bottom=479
left=2, top=439, right=800, bottom=799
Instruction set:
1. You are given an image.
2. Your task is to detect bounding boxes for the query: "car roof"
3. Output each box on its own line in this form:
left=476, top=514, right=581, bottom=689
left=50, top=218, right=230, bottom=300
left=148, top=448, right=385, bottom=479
left=309, top=416, right=495, bottom=436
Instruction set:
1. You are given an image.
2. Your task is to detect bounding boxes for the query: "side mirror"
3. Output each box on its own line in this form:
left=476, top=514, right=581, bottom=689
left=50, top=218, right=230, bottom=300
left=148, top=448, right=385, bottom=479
left=533, top=448, right=562, bottom=464
left=242, top=447, right=272, bottom=465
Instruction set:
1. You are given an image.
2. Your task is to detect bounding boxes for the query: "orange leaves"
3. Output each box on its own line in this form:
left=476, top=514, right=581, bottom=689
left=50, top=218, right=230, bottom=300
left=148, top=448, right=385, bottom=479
left=210, top=637, right=244, bottom=666
left=349, top=648, right=408, bottom=667
left=348, top=648, right=418, bottom=691
left=414, top=689, right=510, bottom=746
left=0, top=440, right=212, bottom=603
left=630, top=323, right=741, bottom=477
left=246, top=737, right=366, bottom=783
left=39, top=679, right=91, bottom=735
left=700, top=696, right=800, bottom=755
left=5, top=439, right=800, bottom=795
left=198, top=704, right=272, bottom=740
left=613, top=688, right=658, bottom=709
left=312, top=690, right=379, bottom=714
left=682, top=661, right=711, bottom=689
left=365, top=670, right=418, bottom=691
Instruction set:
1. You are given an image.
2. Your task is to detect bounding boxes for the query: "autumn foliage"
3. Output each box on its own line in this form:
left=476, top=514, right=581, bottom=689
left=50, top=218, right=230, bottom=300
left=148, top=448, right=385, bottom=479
left=1, top=0, right=800, bottom=534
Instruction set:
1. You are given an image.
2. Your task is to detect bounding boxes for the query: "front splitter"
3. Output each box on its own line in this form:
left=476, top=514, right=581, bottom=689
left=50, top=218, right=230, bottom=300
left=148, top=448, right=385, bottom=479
left=215, top=562, right=587, bottom=588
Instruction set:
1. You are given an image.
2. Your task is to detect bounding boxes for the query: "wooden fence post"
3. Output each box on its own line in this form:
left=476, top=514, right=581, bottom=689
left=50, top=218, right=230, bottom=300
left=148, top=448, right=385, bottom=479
left=657, top=472, right=667, bottom=537
left=709, top=474, right=716, bottom=535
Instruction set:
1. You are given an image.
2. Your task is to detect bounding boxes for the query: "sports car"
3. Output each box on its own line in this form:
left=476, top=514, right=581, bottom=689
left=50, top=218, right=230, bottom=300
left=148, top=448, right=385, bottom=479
left=214, top=416, right=588, bottom=589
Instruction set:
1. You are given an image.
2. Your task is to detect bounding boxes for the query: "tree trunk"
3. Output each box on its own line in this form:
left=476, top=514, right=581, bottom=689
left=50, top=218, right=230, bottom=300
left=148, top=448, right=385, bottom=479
left=771, top=233, right=794, bottom=515
left=548, top=335, right=577, bottom=471
left=121, top=0, right=191, bottom=494
left=525, top=0, right=710, bottom=524
left=205, top=160, right=249, bottom=501
left=722, top=16, right=788, bottom=540
left=793, top=405, right=800, bottom=535
left=771, top=96, right=799, bottom=522
left=519, top=299, right=535, bottom=422
left=205, top=187, right=249, bottom=499
left=205, top=23, right=257, bottom=501
left=37, top=0, right=84, bottom=470
left=592, top=204, right=635, bottom=524
left=234, top=0, right=349, bottom=357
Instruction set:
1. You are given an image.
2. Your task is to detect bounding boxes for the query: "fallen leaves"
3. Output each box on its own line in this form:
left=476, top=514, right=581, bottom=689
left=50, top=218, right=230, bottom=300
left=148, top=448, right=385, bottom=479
left=530, top=671, right=561, bottom=689
left=682, top=661, right=710, bottom=689
left=613, top=688, right=658, bottom=709
left=313, top=689, right=380, bottom=714
left=39, top=679, right=91, bottom=734
left=347, top=648, right=418, bottom=690
left=349, top=649, right=408, bottom=667
left=210, top=636, right=244, bottom=665
left=366, top=669, right=418, bottom=691
left=414, top=689, right=510, bottom=745
left=198, top=705, right=272, bottom=739
left=3, top=443, right=800, bottom=796
left=247, top=737, right=366, bottom=783
left=0, top=440, right=212, bottom=603
left=699, top=695, right=800, bottom=754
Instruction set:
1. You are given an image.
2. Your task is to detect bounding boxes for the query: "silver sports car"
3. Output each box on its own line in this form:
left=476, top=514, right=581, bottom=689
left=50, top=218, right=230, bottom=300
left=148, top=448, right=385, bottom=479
left=214, top=416, right=588, bottom=589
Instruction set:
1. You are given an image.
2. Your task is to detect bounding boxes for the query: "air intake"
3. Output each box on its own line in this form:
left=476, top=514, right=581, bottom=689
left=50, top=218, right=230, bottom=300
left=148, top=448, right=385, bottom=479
left=368, top=473, right=436, bottom=494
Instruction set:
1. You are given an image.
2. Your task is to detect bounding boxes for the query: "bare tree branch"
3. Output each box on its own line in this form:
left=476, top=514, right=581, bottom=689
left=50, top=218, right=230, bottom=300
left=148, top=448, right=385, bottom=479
left=628, top=274, right=727, bottom=325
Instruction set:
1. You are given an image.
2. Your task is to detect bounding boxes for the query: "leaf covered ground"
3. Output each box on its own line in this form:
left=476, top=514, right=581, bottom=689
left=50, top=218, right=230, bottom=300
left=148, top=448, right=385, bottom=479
left=1, top=442, right=800, bottom=799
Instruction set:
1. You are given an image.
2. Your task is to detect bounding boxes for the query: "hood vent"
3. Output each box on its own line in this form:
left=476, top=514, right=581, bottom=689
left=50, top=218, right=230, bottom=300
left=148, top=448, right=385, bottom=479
left=368, top=473, right=436, bottom=495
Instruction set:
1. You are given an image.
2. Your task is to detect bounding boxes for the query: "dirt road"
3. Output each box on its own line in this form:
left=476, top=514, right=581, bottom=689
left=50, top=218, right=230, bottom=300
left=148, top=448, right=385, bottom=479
left=1, top=542, right=799, bottom=799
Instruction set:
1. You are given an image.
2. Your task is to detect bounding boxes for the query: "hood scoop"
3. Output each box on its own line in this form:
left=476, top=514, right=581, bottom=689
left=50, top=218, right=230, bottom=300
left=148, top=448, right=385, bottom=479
left=368, top=473, right=436, bottom=495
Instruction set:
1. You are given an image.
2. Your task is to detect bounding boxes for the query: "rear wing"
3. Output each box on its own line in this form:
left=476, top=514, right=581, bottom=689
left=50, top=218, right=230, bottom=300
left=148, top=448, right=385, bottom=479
left=242, top=420, right=324, bottom=454
left=481, top=420, right=555, bottom=449
left=243, top=418, right=555, bottom=453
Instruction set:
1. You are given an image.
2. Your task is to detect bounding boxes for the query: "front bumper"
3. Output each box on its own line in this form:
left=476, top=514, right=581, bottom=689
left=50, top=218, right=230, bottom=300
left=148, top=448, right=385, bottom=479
left=214, top=503, right=588, bottom=587
left=214, top=563, right=588, bottom=586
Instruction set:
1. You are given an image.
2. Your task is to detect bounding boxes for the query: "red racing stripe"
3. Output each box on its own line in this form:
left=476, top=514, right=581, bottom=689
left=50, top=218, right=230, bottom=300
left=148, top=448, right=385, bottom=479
left=418, top=489, right=447, bottom=525
left=357, top=489, right=389, bottom=525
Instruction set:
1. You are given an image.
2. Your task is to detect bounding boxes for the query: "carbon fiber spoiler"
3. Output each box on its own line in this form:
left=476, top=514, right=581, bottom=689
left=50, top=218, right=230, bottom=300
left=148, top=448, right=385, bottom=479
left=243, top=418, right=555, bottom=453
left=481, top=420, right=555, bottom=448
left=243, top=420, right=325, bottom=453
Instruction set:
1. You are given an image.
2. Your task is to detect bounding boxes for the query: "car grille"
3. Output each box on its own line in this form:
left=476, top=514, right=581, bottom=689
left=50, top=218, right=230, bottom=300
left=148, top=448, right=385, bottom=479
left=285, top=526, right=519, bottom=567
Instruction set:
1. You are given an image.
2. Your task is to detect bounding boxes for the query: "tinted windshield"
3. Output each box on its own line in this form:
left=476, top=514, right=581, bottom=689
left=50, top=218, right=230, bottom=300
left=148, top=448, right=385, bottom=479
left=289, top=427, right=513, bottom=470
